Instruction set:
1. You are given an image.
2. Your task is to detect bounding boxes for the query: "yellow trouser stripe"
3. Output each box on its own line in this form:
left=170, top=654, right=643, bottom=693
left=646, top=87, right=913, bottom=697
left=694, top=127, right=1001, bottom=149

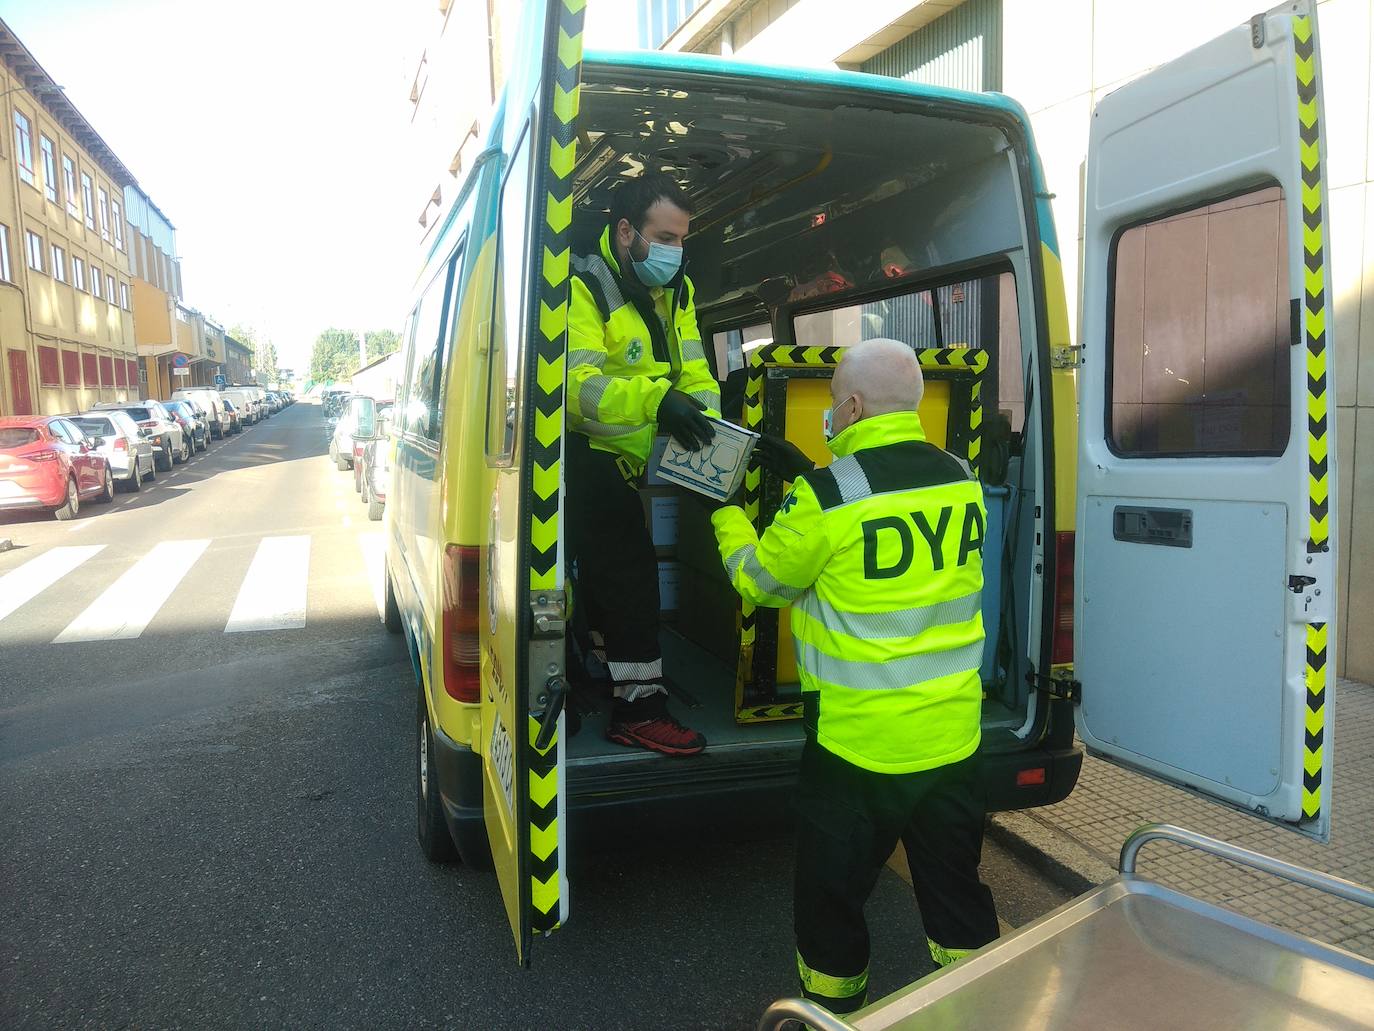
left=797, top=952, right=868, bottom=1000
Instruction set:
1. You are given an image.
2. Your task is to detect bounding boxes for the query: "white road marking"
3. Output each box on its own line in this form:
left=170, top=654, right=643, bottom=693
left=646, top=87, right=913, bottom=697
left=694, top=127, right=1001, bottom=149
left=224, top=535, right=311, bottom=633
left=67, top=520, right=96, bottom=533
left=358, top=532, right=384, bottom=619
left=0, top=545, right=106, bottom=623
left=54, top=539, right=210, bottom=643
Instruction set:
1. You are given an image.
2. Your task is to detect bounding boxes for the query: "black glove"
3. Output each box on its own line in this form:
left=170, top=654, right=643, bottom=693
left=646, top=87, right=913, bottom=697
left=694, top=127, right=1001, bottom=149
left=657, top=389, right=716, bottom=451
left=754, top=434, right=815, bottom=480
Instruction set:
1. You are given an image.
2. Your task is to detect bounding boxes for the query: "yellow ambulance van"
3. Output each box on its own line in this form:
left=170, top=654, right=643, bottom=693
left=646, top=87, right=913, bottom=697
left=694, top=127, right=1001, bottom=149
left=383, top=0, right=1340, bottom=965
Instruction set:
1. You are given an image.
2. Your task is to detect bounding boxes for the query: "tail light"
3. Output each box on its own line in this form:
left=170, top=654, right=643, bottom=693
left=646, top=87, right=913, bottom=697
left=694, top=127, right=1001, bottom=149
left=441, top=544, right=482, bottom=703
left=137, top=420, right=157, bottom=428
left=30, top=449, right=59, bottom=462
left=113, top=438, right=128, bottom=451
left=1051, top=531, right=1075, bottom=665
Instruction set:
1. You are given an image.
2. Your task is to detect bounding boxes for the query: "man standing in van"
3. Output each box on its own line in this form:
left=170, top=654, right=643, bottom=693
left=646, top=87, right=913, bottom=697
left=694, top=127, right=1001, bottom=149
left=713, top=338, right=999, bottom=1014
left=565, top=172, right=719, bottom=756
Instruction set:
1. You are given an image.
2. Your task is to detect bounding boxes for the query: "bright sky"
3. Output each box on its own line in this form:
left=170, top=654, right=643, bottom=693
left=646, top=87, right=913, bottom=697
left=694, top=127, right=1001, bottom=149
left=1, top=0, right=641, bottom=375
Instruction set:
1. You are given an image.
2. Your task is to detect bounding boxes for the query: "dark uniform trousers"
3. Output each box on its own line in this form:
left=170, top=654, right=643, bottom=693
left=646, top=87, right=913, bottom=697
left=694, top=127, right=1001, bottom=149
left=564, top=433, right=663, bottom=690
left=793, top=738, right=1000, bottom=1013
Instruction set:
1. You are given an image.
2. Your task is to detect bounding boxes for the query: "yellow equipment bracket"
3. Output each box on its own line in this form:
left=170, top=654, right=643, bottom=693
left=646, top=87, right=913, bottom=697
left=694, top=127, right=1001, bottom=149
left=734, top=344, right=989, bottom=723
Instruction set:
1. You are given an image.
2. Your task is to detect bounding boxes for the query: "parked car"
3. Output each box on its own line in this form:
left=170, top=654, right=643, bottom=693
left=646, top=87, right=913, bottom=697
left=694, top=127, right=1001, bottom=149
left=70, top=410, right=157, bottom=492
left=219, top=388, right=260, bottom=425
left=0, top=415, right=114, bottom=519
left=218, top=397, right=243, bottom=434
left=92, top=401, right=187, bottom=469
left=162, top=399, right=208, bottom=453
left=358, top=407, right=391, bottom=521
left=172, top=388, right=227, bottom=440
left=353, top=402, right=392, bottom=494
left=329, top=395, right=376, bottom=471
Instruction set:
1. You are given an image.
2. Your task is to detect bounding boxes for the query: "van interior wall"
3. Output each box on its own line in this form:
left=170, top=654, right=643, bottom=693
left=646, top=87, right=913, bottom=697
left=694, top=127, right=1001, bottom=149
left=567, top=71, right=1038, bottom=744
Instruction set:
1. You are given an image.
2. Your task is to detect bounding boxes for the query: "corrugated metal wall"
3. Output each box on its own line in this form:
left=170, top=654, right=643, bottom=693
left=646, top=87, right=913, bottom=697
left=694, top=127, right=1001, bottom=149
left=859, top=0, right=1003, bottom=91
left=860, top=0, right=1004, bottom=351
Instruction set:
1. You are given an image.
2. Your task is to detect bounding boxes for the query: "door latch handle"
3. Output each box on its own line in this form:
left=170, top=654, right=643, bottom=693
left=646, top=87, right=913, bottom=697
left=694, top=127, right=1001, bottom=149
left=534, top=676, right=569, bottom=752
left=1288, top=575, right=1317, bottom=594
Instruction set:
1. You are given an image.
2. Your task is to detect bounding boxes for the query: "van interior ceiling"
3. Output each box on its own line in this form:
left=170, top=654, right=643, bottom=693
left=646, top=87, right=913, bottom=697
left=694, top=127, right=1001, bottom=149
left=562, top=66, right=1045, bottom=766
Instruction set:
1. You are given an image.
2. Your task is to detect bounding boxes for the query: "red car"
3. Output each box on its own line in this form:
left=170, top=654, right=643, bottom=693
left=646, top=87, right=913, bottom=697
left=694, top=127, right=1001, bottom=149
left=0, top=415, right=114, bottom=520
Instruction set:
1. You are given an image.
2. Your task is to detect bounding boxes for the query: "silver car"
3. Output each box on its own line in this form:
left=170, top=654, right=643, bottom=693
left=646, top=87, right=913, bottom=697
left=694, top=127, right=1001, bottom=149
left=71, top=410, right=157, bottom=491
left=92, top=401, right=187, bottom=469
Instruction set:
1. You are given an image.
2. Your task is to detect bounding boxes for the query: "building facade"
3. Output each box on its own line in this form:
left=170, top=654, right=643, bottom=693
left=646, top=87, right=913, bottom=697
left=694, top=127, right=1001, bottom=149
left=654, top=0, right=1374, bottom=680
left=223, top=335, right=252, bottom=385
left=0, top=20, right=139, bottom=417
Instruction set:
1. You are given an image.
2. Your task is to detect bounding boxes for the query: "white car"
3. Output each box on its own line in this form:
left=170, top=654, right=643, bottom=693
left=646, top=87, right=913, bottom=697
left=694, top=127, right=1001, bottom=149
left=91, top=401, right=187, bottom=470
left=70, top=410, right=158, bottom=491
left=172, top=388, right=228, bottom=440
left=218, top=388, right=261, bottom=425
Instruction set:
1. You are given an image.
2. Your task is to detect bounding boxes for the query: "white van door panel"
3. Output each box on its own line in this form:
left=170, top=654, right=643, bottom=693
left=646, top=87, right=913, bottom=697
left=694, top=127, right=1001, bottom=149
left=1077, top=1, right=1336, bottom=841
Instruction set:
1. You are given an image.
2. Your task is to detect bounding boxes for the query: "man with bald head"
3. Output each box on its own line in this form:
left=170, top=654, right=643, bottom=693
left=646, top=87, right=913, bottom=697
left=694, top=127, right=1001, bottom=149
left=712, top=337, right=998, bottom=1016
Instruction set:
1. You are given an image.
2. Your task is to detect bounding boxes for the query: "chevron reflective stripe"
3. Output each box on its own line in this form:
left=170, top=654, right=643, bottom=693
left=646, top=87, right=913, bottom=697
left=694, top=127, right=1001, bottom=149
left=738, top=703, right=805, bottom=722
left=1294, top=10, right=1327, bottom=824
left=797, top=952, right=868, bottom=1004
left=526, top=0, right=585, bottom=937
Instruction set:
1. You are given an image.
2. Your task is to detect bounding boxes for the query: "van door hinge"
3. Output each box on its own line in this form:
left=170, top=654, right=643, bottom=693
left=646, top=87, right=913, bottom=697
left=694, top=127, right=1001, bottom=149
left=1028, top=669, right=1081, bottom=704
left=1051, top=344, right=1083, bottom=369
left=530, top=592, right=566, bottom=637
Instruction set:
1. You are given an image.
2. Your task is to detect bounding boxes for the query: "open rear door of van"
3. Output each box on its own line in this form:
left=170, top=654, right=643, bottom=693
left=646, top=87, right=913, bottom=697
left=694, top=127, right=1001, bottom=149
left=1076, top=0, right=1338, bottom=842
left=484, top=0, right=584, bottom=965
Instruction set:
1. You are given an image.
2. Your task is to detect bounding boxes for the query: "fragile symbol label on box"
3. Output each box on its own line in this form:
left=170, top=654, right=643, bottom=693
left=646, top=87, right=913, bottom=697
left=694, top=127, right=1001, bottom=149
left=652, top=417, right=759, bottom=500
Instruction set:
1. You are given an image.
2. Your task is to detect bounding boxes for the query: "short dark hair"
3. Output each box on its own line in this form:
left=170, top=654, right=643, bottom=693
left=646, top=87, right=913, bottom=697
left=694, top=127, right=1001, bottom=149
left=610, top=171, right=694, bottom=232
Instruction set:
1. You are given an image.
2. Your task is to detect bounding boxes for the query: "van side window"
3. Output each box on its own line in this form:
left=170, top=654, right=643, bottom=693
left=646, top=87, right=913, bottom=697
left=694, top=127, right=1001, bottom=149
left=486, top=127, right=534, bottom=462
left=1109, top=186, right=1290, bottom=456
left=403, top=254, right=459, bottom=442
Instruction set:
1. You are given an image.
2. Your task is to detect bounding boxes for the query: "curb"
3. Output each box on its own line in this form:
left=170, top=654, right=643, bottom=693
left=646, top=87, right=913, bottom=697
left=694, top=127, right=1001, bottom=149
left=987, top=810, right=1118, bottom=897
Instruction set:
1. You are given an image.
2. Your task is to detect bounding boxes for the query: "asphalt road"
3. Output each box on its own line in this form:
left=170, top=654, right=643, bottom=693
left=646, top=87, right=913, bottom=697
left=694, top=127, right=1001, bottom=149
left=0, top=402, right=1070, bottom=1030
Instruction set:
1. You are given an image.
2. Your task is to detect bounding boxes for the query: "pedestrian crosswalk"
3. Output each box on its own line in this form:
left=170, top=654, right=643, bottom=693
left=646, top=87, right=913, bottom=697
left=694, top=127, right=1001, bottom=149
left=0, top=532, right=385, bottom=643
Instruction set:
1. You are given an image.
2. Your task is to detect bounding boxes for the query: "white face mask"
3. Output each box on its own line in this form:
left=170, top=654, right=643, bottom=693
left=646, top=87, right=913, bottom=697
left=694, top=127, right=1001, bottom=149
left=823, top=394, right=856, bottom=442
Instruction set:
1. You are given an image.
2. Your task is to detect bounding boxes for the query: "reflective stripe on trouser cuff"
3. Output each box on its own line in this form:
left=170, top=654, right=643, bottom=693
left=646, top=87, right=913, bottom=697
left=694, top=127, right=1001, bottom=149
left=725, top=544, right=805, bottom=602
left=927, top=939, right=975, bottom=967
left=608, top=659, right=666, bottom=702
left=796, top=590, right=981, bottom=641
left=797, top=951, right=868, bottom=1008
left=797, top=638, right=984, bottom=690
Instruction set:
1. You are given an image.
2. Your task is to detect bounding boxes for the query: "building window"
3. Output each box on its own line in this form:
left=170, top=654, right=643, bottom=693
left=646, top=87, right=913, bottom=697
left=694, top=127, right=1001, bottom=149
left=97, top=187, right=110, bottom=240
left=62, top=155, right=78, bottom=216
left=40, top=136, right=57, bottom=203
left=13, top=110, right=35, bottom=185
left=106, top=273, right=115, bottom=300
left=37, top=345, right=60, bottom=387
left=72, top=256, right=85, bottom=291
left=61, top=349, right=79, bottom=385
left=51, top=244, right=66, bottom=282
left=0, top=223, right=11, bottom=283
left=81, top=352, right=97, bottom=385
left=99, top=355, right=113, bottom=386
left=90, top=263, right=102, bottom=298
left=81, top=173, right=95, bottom=230
left=25, top=230, right=44, bottom=273
left=119, top=281, right=130, bottom=309
left=1109, top=185, right=1291, bottom=456
left=111, top=201, right=123, bottom=250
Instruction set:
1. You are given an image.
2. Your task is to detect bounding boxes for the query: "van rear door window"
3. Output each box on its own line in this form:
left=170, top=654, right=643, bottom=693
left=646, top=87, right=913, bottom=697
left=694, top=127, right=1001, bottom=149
left=403, top=254, right=459, bottom=442
left=486, top=128, right=534, bottom=462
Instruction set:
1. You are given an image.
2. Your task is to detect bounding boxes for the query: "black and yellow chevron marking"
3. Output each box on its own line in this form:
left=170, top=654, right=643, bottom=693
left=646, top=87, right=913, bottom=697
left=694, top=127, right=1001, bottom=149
left=527, top=0, right=585, bottom=934
left=1294, top=11, right=1326, bottom=822
left=733, top=344, right=989, bottom=717
left=737, top=703, right=804, bottom=723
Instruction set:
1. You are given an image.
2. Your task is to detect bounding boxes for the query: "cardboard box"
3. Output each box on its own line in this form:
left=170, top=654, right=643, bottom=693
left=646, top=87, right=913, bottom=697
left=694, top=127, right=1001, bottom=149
left=639, top=489, right=680, bottom=557
left=651, top=417, right=760, bottom=500
left=658, top=560, right=680, bottom=618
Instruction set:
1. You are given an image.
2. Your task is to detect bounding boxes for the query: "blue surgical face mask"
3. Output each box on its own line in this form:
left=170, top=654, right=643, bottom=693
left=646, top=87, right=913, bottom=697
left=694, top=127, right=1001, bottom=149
left=631, top=228, right=683, bottom=287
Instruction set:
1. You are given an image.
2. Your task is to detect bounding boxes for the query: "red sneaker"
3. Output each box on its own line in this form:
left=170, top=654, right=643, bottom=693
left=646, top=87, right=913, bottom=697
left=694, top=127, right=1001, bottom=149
left=607, top=693, right=706, bottom=756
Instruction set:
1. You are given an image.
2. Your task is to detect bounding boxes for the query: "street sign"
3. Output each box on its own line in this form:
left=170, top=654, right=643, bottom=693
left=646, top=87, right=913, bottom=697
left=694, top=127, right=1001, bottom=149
left=172, top=354, right=189, bottom=369
left=173, top=368, right=190, bottom=377
left=214, top=374, right=226, bottom=388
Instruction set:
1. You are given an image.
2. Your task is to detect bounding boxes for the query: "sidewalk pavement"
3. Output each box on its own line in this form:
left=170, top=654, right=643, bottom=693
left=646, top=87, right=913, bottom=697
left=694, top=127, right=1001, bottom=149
left=991, top=677, right=1374, bottom=959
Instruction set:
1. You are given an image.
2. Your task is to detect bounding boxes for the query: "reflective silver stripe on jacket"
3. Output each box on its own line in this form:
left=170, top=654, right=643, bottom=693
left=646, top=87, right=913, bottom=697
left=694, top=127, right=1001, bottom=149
left=680, top=338, right=707, bottom=364
left=796, top=638, right=984, bottom=690
left=579, top=375, right=614, bottom=419
left=568, top=348, right=607, bottom=370
left=795, top=591, right=982, bottom=641
left=726, top=544, right=805, bottom=601
left=686, top=388, right=718, bottom=410
left=576, top=419, right=646, bottom=439
left=829, top=454, right=873, bottom=505
left=572, top=253, right=627, bottom=313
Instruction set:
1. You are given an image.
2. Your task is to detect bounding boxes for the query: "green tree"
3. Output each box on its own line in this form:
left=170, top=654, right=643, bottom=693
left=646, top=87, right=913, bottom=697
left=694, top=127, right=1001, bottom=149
left=311, top=327, right=363, bottom=385
left=364, top=329, right=401, bottom=360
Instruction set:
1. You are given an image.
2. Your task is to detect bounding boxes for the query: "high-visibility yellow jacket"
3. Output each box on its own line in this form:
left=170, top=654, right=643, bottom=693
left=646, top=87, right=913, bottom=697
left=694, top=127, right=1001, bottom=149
left=567, top=226, right=720, bottom=472
left=712, top=411, right=985, bottom=774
